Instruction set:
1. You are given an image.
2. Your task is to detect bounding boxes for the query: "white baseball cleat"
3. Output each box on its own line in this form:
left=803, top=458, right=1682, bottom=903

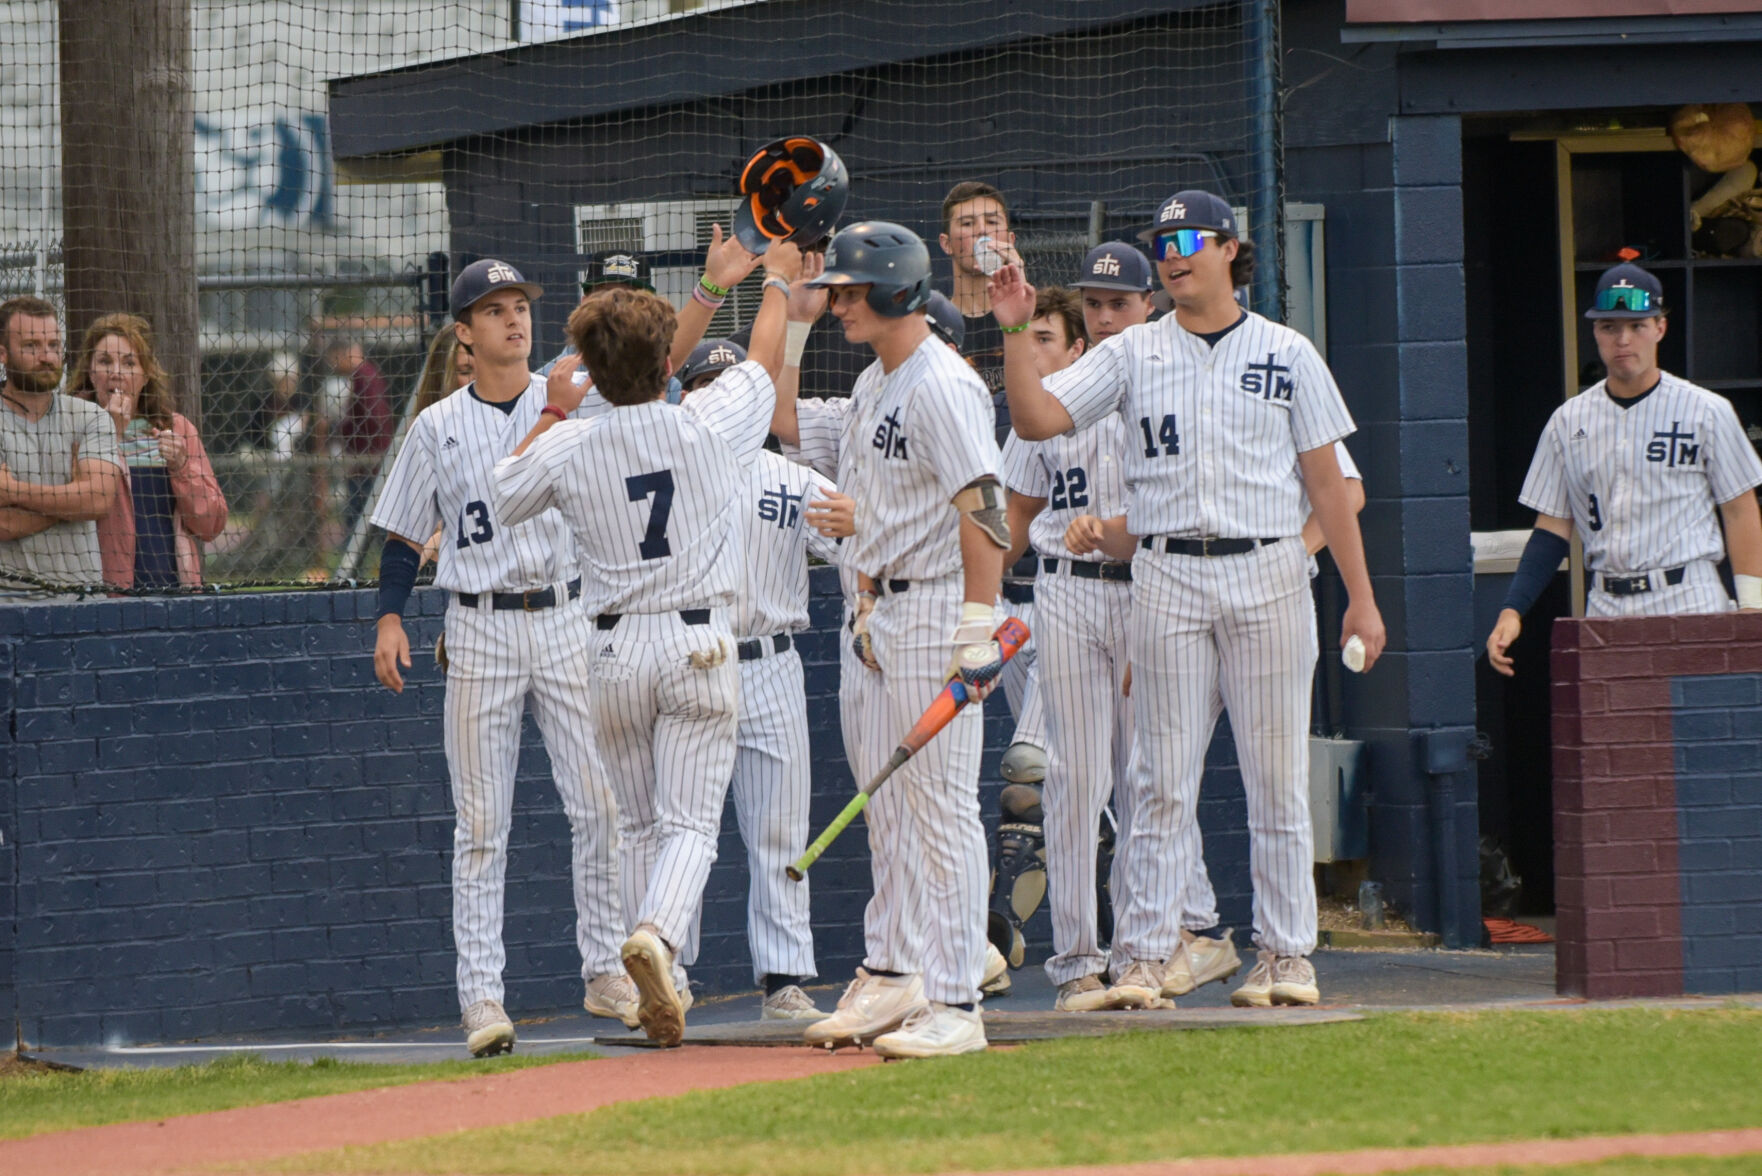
left=1163, top=928, right=1243, bottom=997
left=1104, top=960, right=1171, bottom=1010
left=621, top=927, right=686, bottom=1047
left=872, top=1002, right=987, bottom=1059
left=1054, top=974, right=1110, bottom=1012
left=582, top=972, right=641, bottom=1028
left=462, top=999, right=515, bottom=1057
left=803, top=968, right=926, bottom=1047
left=1270, top=954, right=1321, bottom=1006
left=1231, top=948, right=1276, bottom=1007
left=761, top=984, right=829, bottom=1021
left=980, top=942, right=1011, bottom=996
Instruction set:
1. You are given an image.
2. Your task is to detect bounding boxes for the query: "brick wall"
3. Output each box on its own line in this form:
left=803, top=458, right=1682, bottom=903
left=0, top=572, right=1253, bottom=1049
left=1551, top=612, right=1762, bottom=998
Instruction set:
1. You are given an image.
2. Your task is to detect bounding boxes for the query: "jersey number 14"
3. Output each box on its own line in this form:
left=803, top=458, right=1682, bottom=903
left=1139, top=414, right=1180, bottom=457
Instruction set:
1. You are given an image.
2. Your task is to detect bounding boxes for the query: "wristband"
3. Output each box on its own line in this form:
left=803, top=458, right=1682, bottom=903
left=376, top=538, right=421, bottom=620
left=691, top=286, right=726, bottom=310
left=1500, top=528, right=1570, bottom=618
left=1736, top=573, right=1762, bottom=610
left=698, top=275, right=731, bottom=297
left=539, top=404, right=567, bottom=423
left=1000, top=322, right=1029, bottom=335
left=784, top=319, right=812, bottom=367
left=763, top=276, right=791, bottom=298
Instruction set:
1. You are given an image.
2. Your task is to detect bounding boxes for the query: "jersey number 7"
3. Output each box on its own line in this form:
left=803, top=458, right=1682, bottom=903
left=626, top=469, right=676, bottom=560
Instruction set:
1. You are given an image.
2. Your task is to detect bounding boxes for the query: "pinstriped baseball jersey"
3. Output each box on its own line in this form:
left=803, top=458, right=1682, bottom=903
left=1048, top=313, right=1354, bottom=538
left=791, top=337, right=999, bottom=580
left=736, top=450, right=842, bottom=639
left=372, top=375, right=605, bottom=592
left=1519, top=374, right=1762, bottom=573
left=491, top=361, right=774, bottom=615
left=1000, top=416, right=1132, bottom=560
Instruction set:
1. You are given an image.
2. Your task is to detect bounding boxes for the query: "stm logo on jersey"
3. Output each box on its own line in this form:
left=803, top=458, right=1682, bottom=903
left=1091, top=255, right=1122, bottom=277
left=1241, top=353, right=1294, bottom=401
left=443, top=436, right=459, bottom=450
left=1647, top=422, right=1701, bottom=467
left=757, top=483, right=804, bottom=527
left=872, top=409, right=908, bottom=459
left=485, top=262, right=519, bottom=284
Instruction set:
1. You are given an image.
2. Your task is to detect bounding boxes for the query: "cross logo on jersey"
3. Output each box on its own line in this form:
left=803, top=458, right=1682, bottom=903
left=872, top=408, right=908, bottom=460
left=1240, top=353, right=1294, bottom=402
left=1647, top=421, right=1701, bottom=467
left=757, top=483, right=804, bottom=527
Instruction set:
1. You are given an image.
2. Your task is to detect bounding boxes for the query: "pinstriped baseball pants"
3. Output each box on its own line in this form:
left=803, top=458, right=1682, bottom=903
left=1117, top=539, right=1318, bottom=962
left=442, top=595, right=623, bottom=1012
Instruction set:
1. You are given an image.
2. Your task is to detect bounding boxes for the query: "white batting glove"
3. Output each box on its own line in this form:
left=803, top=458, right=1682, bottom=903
left=947, top=601, right=1002, bottom=699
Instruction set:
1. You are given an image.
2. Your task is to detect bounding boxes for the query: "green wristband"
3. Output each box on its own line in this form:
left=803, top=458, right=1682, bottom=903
left=1000, top=322, right=1030, bottom=335
left=698, top=275, right=732, bottom=298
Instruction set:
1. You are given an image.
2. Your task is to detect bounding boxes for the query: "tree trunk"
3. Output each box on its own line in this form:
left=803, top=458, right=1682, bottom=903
left=60, top=0, right=199, bottom=425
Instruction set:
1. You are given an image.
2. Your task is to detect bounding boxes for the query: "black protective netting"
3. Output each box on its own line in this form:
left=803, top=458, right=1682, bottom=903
left=0, top=0, right=1280, bottom=594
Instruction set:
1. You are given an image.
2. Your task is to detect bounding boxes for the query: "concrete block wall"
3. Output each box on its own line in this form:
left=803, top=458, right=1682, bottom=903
left=1551, top=613, right=1762, bottom=998
left=0, top=574, right=1253, bottom=1048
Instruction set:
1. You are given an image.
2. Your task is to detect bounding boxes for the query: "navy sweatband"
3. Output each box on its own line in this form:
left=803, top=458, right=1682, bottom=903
left=1500, top=528, right=1570, bottom=618
left=377, top=539, right=421, bottom=619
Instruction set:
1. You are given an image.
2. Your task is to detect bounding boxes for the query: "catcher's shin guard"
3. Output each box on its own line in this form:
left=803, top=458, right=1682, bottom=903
left=987, top=782, right=1046, bottom=969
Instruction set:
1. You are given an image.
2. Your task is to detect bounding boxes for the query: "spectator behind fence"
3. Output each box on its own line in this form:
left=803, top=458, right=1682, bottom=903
left=0, top=296, right=122, bottom=596
left=70, top=313, right=227, bottom=591
left=324, top=336, right=394, bottom=535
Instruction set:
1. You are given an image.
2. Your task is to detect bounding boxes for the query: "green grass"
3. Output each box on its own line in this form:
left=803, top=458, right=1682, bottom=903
left=278, top=1008, right=1762, bottom=1175
left=0, top=1051, right=597, bottom=1141
left=1403, top=1161, right=1762, bottom=1176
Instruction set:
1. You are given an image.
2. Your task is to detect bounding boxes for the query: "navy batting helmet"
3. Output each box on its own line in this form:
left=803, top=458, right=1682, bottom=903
left=925, top=290, right=964, bottom=349
left=734, top=137, right=850, bottom=253
left=677, top=338, right=748, bottom=389
left=808, top=221, right=933, bottom=318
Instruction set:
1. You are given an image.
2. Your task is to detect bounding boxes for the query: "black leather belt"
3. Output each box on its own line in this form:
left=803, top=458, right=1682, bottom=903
left=1001, top=581, right=1036, bottom=606
left=457, top=578, right=581, bottom=611
left=1600, top=567, right=1685, bottom=596
left=1042, top=557, right=1132, bottom=582
left=1140, top=536, right=1281, bottom=557
left=737, top=633, right=793, bottom=661
left=596, top=608, right=712, bottom=630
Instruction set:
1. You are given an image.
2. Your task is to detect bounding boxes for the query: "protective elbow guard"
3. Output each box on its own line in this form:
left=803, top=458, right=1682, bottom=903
left=953, top=476, right=1010, bottom=549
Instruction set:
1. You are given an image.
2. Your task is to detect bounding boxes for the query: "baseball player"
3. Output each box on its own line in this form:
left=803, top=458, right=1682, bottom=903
left=370, top=259, right=628, bottom=1057
left=1487, top=261, right=1762, bottom=674
left=490, top=238, right=801, bottom=1047
left=771, top=221, right=1006, bottom=1059
left=672, top=337, right=839, bottom=1021
left=989, top=189, right=1385, bottom=1010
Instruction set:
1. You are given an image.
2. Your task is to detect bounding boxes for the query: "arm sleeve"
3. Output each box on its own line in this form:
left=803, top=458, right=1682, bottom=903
left=784, top=395, right=852, bottom=482
left=167, top=415, right=229, bottom=542
left=682, top=360, right=775, bottom=463
left=917, top=376, right=1000, bottom=502
left=368, top=412, right=441, bottom=540
left=1704, top=395, right=1762, bottom=504
left=801, top=468, right=844, bottom=565
left=999, top=433, right=1050, bottom=499
left=491, top=425, right=567, bottom=529
left=1287, top=338, right=1355, bottom=453
left=1517, top=417, right=1572, bottom=519
left=1046, top=332, right=1130, bottom=433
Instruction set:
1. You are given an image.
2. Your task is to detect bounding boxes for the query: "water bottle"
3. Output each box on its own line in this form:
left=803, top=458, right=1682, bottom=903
left=1358, top=880, right=1386, bottom=930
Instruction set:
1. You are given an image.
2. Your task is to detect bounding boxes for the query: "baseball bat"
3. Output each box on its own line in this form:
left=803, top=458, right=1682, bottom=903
left=787, top=616, right=1030, bottom=881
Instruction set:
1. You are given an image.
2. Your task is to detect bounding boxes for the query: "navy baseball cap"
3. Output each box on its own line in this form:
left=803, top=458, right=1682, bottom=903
left=1138, top=190, right=1238, bottom=242
left=1074, top=243, right=1154, bottom=293
left=1585, top=263, right=1664, bottom=319
left=926, top=290, right=965, bottom=349
left=581, top=250, right=653, bottom=293
left=450, top=259, right=542, bottom=318
left=677, top=338, right=747, bottom=388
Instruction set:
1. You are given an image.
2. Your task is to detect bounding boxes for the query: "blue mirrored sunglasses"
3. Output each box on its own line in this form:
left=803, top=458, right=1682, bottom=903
left=1593, top=286, right=1656, bottom=313
left=1152, top=229, right=1216, bottom=261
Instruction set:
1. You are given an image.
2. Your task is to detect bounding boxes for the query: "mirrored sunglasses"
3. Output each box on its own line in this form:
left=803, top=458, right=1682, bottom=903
left=1594, top=286, right=1656, bottom=313
left=1152, top=229, right=1217, bottom=261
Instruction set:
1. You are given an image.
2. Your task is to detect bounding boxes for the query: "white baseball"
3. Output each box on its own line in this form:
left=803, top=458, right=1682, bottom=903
left=1342, top=634, right=1366, bottom=673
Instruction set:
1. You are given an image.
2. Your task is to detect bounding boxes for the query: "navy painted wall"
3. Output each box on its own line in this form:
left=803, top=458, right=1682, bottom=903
left=0, top=577, right=1253, bottom=1049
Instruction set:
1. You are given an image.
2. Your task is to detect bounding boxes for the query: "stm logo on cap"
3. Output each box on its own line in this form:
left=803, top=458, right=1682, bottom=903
left=707, top=345, right=739, bottom=366
left=1092, top=255, right=1122, bottom=277
left=1161, top=199, right=1186, bottom=223
left=486, top=262, right=519, bottom=284
left=603, top=254, right=639, bottom=279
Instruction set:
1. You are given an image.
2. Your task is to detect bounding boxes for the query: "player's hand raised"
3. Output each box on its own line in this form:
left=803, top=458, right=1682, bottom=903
left=702, top=223, right=763, bottom=292
left=788, top=251, right=829, bottom=322
left=1065, top=513, right=1106, bottom=556
left=805, top=488, right=855, bottom=538
left=374, top=614, right=412, bottom=693
left=545, top=353, right=589, bottom=415
left=1486, top=608, right=1522, bottom=678
left=988, top=263, right=1036, bottom=329
left=1341, top=597, right=1387, bottom=672
left=762, top=236, right=804, bottom=284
